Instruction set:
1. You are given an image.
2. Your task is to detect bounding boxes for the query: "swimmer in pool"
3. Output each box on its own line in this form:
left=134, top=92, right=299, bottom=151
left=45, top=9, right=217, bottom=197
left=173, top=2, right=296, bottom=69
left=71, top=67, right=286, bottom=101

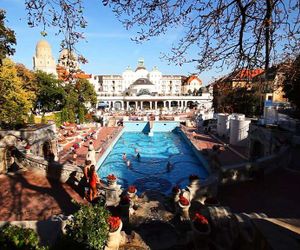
left=122, top=153, right=127, bottom=161
left=136, top=152, right=140, bottom=161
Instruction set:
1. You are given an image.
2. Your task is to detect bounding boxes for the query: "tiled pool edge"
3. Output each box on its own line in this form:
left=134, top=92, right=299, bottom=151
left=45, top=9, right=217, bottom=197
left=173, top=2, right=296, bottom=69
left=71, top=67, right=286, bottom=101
left=177, top=128, right=211, bottom=174
left=178, top=128, right=218, bottom=193
left=96, top=129, right=125, bottom=171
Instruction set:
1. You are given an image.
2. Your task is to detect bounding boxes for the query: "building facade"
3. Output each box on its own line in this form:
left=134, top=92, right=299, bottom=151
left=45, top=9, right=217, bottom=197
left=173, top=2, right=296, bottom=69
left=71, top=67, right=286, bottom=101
left=93, top=59, right=183, bottom=96
left=181, top=75, right=203, bottom=95
left=91, top=59, right=213, bottom=112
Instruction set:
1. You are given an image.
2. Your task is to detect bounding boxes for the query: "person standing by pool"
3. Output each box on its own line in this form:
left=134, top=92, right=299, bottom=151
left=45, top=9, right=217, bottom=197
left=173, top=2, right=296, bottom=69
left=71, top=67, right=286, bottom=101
left=83, top=160, right=92, bottom=184
left=88, top=165, right=100, bottom=202
left=86, top=147, right=96, bottom=166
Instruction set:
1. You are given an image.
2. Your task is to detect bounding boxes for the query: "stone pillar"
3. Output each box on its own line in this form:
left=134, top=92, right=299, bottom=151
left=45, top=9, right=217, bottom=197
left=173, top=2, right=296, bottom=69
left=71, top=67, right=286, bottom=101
left=163, top=101, right=166, bottom=108
left=155, top=101, right=158, bottom=109
left=150, top=102, right=153, bottom=109
left=126, top=101, right=129, bottom=110
left=140, top=101, right=143, bottom=110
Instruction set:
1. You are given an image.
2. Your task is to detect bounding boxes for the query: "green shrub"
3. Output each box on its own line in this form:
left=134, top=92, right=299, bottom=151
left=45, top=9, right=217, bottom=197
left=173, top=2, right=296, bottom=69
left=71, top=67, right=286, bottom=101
left=54, top=112, right=62, bottom=127
left=68, top=109, right=76, bottom=123
left=78, top=106, right=85, bottom=124
left=61, top=108, right=68, bottom=123
left=65, top=203, right=110, bottom=250
left=0, top=224, right=46, bottom=250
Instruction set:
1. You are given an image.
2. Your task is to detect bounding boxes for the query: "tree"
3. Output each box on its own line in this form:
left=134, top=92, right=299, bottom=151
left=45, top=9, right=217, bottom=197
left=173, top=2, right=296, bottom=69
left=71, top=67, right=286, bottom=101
left=61, top=108, right=69, bottom=123
left=0, top=58, right=34, bottom=127
left=35, top=71, right=66, bottom=112
left=102, top=0, right=300, bottom=72
left=15, top=63, right=38, bottom=104
left=75, top=79, right=97, bottom=107
left=283, top=56, right=300, bottom=117
left=218, top=87, right=261, bottom=117
left=0, top=10, right=16, bottom=65
left=78, top=105, right=85, bottom=124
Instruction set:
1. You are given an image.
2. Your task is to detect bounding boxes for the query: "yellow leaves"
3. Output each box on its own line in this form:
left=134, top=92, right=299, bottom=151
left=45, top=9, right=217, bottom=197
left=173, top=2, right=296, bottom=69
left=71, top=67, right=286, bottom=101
left=0, top=58, right=34, bottom=124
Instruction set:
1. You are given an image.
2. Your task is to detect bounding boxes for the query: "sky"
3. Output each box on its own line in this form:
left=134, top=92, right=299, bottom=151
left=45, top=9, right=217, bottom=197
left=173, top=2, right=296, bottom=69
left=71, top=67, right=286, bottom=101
left=1, top=0, right=226, bottom=85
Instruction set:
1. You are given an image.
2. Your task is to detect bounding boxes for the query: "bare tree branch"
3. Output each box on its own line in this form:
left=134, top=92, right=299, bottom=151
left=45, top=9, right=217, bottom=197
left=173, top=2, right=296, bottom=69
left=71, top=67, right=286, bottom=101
left=103, top=0, right=300, bottom=72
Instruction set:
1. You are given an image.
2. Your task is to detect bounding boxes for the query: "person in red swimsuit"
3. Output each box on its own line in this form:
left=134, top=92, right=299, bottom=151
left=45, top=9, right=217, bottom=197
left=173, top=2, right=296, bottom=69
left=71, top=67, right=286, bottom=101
left=88, top=165, right=100, bottom=202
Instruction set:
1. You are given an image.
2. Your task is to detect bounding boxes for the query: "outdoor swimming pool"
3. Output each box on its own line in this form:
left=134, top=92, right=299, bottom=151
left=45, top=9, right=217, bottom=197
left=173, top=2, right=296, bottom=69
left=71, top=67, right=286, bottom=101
left=98, top=131, right=209, bottom=194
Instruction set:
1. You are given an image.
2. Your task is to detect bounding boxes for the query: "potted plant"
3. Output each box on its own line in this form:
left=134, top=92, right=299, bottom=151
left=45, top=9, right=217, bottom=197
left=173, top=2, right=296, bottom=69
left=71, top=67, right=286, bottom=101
left=127, top=185, right=137, bottom=199
left=178, top=194, right=190, bottom=220
left=106, top=216, right=123, bottom=249
left=107, top=174, right=117, bottom=187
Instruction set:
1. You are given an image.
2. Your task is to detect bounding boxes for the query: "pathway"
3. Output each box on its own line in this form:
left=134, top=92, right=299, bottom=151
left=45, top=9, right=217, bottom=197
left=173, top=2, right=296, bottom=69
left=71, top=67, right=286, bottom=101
left=181, top=126, right=247, bottom=166
left=0, top=170, right=86, bottom=221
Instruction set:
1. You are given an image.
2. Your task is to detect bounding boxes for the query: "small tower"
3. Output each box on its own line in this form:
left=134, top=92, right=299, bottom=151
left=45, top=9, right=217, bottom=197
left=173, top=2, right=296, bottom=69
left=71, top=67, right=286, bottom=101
left=33, top=40, right=57, bottom=76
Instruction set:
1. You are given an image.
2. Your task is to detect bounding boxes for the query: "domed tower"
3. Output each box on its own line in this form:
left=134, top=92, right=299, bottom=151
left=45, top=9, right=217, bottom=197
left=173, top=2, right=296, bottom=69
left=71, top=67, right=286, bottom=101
left=33, top=40, right=57, bottom=76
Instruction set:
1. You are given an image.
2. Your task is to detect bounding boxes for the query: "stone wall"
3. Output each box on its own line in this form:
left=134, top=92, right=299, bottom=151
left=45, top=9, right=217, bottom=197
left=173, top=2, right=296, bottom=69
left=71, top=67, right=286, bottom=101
left=0, top=124, right=58, bottom=174
left=15, top=153, right=83, bottom=183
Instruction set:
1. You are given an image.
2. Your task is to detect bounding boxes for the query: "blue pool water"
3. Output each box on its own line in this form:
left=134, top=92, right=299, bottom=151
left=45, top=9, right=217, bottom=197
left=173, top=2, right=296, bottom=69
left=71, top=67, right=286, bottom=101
left=98, top=131, right=208, bottom=194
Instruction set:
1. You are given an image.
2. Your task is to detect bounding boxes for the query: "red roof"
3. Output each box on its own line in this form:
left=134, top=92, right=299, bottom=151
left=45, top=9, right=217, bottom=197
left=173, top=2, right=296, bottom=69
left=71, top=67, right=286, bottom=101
left=183, top=75, right=202, bottom=85
left=56, top=65, right=92, bottom=81
left=233, top=69, right=264, bottom=80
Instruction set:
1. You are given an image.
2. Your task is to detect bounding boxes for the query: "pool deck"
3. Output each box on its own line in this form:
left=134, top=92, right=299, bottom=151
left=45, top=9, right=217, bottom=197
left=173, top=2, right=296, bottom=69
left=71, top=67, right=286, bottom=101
left=0, top=169, right=87, bottom=221
left=180, top=125, right=248, bottom=167
left=58, top=126, right=122, bottom=166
